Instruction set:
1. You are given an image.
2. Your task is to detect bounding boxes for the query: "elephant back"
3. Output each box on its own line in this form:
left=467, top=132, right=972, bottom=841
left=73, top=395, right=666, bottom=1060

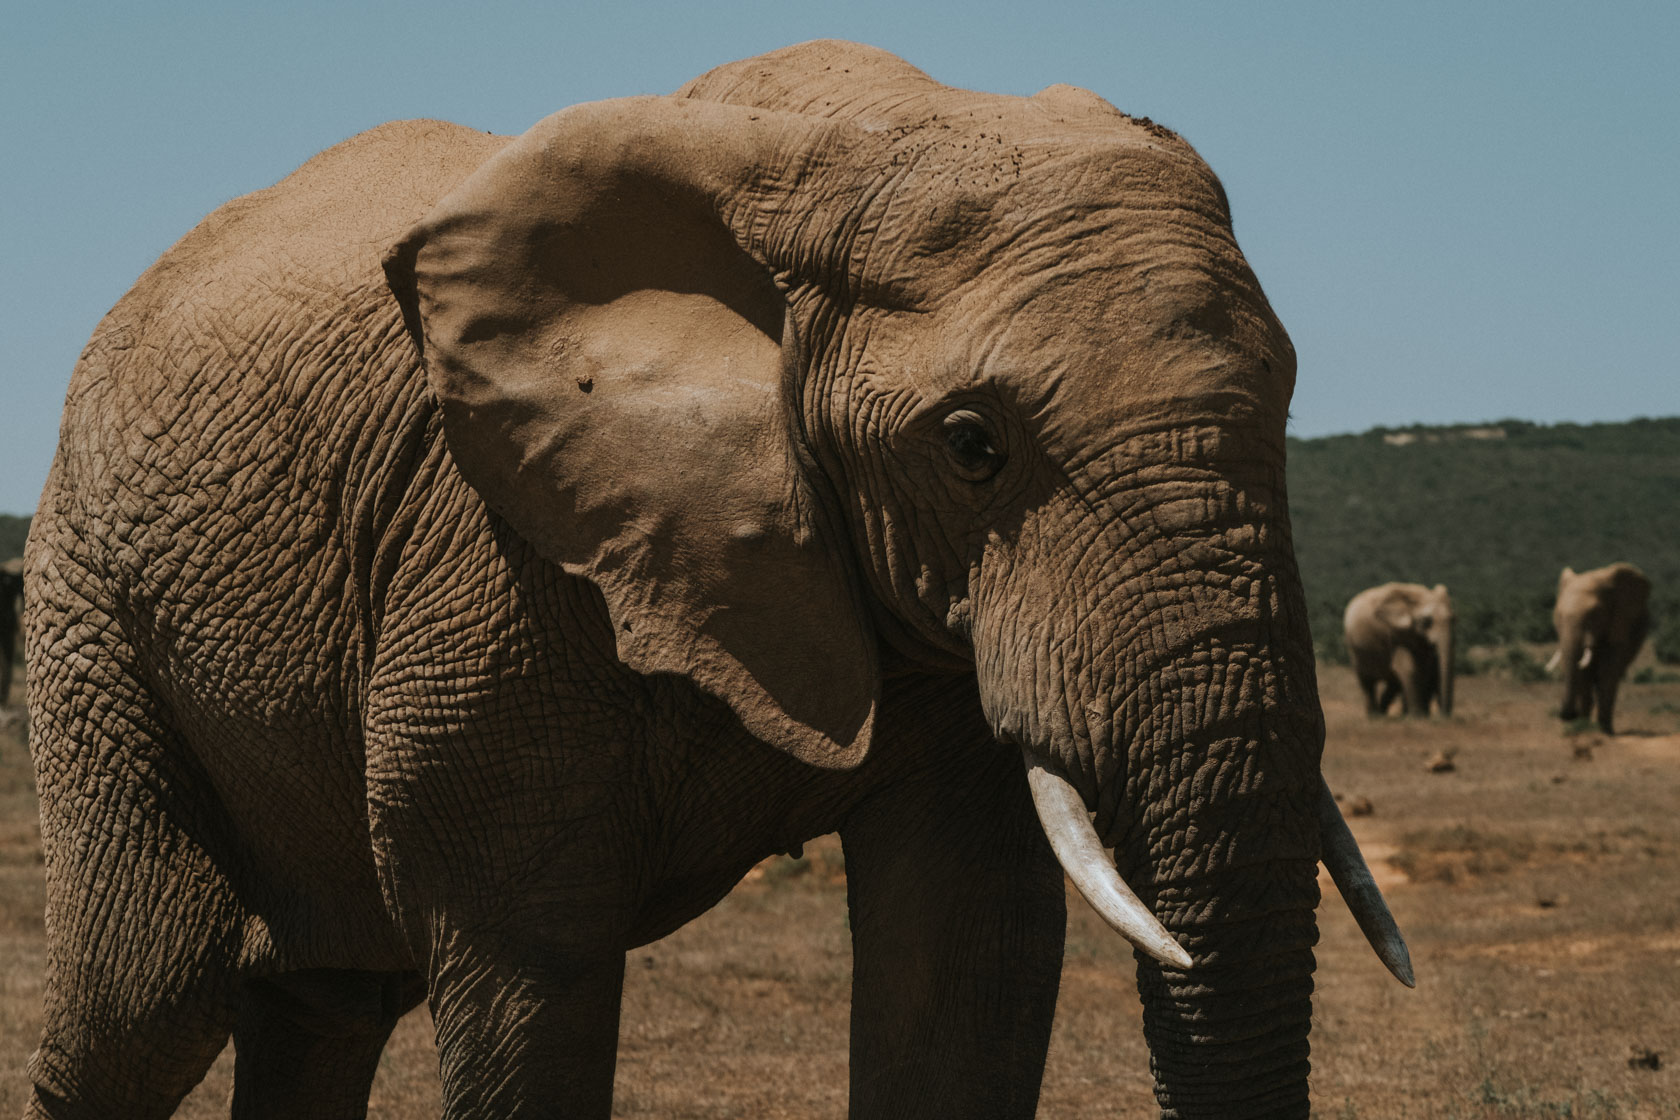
left=37, top=120, right=510, bottom=713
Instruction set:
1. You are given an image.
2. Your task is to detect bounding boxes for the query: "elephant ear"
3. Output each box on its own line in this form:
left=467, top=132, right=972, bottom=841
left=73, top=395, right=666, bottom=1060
left=384, top=98, right=877, bottom=768
left=1375, top=600, right=1415, bottom=633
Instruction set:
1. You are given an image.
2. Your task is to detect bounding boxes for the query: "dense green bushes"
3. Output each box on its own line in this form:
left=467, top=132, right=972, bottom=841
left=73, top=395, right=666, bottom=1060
left=0, top=516, right=27, bottom=563
left=0, top=417, right=1675, bottom=666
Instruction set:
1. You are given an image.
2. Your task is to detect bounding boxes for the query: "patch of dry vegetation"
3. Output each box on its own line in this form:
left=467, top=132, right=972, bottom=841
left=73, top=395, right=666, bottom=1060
left=2, top=663, right=1678, bottom=1117
left=1390, top=823, right=1669, bottom=885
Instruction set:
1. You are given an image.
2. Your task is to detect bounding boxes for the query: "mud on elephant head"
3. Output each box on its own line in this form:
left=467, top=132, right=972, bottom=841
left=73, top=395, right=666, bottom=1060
left=1549, top=562, right=1651, bottom=734
left=27, top=40, right=1409, bottom=1119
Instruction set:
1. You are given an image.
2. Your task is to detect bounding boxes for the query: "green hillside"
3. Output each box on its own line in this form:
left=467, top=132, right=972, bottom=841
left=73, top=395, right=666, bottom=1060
left=1288, top=417, right=1680, bottom=664
left=0, top=516, right=26, bottom=563
left=2, top=417, right=1674, bottom=664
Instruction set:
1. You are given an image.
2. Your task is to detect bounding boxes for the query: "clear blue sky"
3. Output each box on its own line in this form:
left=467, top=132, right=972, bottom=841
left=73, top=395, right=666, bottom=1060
left=2, top=1, right=1675, bottom=514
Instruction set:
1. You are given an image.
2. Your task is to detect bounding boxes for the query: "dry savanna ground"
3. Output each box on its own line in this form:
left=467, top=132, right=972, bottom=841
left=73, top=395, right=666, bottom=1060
left=2, top=658, right=1678, bottom=1118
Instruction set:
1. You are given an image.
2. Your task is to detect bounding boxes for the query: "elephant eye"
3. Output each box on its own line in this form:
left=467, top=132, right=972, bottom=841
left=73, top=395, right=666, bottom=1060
left=942, top=409, right=1007, bottom=483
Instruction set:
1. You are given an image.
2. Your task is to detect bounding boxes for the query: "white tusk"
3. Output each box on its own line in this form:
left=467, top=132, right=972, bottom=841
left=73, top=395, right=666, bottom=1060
left=1544, top=649, right=1562, bottom=674
left=1577, top=646, right=1594, bottom=670
left=1022, top=751, right=1193, bottom=971
left=1318, top=778, right=1416, bottom=988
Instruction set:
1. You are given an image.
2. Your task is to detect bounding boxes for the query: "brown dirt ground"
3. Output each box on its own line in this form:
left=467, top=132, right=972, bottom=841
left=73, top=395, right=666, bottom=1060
left=2, top=662, right=1678, bottom=1119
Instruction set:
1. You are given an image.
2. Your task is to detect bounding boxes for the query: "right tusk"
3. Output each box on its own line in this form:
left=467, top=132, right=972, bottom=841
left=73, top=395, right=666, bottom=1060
left=1318, top=778, right=1416, bottom=988
left=1022, top=751, right=1193, bottom=971
left=1544, top=649, right=1562, bottom=674
left=1577, top=646, right=1594, bottom=670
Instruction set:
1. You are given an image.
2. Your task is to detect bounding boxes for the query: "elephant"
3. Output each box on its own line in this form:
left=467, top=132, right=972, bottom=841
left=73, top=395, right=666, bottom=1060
left=22, top=40, right=1409, bottom=1120
left=1343, top=582, right=1456, bottom=717
left=1548, top=562, right=1651, bottom=733
left=0, top=557, right=20, bottom=707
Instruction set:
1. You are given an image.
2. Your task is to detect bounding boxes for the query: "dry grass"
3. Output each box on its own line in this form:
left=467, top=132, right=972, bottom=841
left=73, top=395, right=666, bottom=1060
left=2, top=663, right=1679, bottom=1118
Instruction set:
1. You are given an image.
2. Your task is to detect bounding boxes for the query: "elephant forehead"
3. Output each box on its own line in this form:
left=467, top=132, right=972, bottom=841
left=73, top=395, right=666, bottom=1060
left=896, top=223, right=1295, bottom=445
left=851, top=137, right=1231, bottom=308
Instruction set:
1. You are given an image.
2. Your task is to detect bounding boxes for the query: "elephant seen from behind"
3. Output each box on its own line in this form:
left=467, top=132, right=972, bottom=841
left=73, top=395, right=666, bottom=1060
left=22, top=41, right=1409, bottom=1120
left=1343, top=582, right=1456, bottom=717
left=1549, top=562, right=1651, bottom=734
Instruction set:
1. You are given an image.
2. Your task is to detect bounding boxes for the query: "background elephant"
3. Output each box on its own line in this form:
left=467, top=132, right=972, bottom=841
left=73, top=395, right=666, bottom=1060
left=1550, top=562, right=1651, bottom=733
left=1343, top=583, right=1456, bottom=717
left=23, top=41, right=1404, bottom=1120
left=0, top=557, right=21, bottom=707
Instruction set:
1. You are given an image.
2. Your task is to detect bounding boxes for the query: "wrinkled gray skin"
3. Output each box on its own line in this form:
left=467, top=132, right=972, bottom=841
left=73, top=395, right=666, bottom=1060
left=1553, top=563, right=1651, bottom=734
left=0, top=558, right=20, bottom=707
left=25, top=42, right=1329, bottom=1119
left=1343, top=583, right=1455, bottom=717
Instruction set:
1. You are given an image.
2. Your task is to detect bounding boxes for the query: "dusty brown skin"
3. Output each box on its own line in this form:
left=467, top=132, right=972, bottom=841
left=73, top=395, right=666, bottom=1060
left=1344, top=582, right=1456, bottom=717
left=25, top=41, right=1327, bottom=1118
left=1551, top=563, right=1651, bottom=734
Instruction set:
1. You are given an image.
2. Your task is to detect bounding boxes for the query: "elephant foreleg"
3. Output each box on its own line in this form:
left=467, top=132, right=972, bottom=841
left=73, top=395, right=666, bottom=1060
left=25, top=656, right=244, bottom=1119
left=1393, top=648, right=1426, bottom=716
left=1374, top=677, right=1400, bottom=715
left=231, top=969, right=423, bottom=1119
left=840, top=736, right=1065, bottom=1120
left=427, top=945, right=625, bottom=1119
left=1592, top=671, right=1622, bottom=735
left=1564, top=677, right=1595, bottom=724
left=1354, top=673, right=1389, bottom=716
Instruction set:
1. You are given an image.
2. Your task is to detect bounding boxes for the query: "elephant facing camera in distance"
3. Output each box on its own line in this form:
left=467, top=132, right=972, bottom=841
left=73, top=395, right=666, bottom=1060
left=1344, top=582, right=1456, bottom=717
left=1549, top=562, right=1651, bottom=734
left=23, top=40, right=1409, bottom=1120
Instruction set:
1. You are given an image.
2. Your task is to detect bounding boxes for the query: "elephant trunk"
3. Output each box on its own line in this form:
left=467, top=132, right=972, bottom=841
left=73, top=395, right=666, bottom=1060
left=1556, top=623, right=1589, bottom=721
left=1434, top=622, right=1455, bottom=716
left=1136, top=927, right=1317, bottom=1118
left=1112, top=697, right=1322, bottom=1120
left=974, top=461, right=1326, bottom=1117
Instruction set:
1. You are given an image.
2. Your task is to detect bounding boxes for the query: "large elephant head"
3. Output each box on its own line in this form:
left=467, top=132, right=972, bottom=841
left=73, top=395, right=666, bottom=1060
left=385, top=41, right=1406, bottom=1116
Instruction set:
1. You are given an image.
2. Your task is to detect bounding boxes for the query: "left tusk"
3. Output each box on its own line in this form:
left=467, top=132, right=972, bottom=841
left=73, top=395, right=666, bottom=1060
left=1578, top=646, right=1594, bottom=670
left=1022, top=751, right=1193, bottom=971
left=1318, top=778, right=1416, bottom=988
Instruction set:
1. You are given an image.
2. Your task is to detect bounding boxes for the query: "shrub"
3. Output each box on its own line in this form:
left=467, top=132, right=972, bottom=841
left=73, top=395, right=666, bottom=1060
left=1652, top=602, right=1680, bottom=665
left=1500, top=646, right=1551, bottom=683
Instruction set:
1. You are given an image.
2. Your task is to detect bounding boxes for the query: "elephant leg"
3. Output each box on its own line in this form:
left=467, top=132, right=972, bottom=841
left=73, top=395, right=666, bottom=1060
left=25, top=667, right=244, bottom=1118
left=1593, top=671, right=1622, bottom=735
left=428, top=944, right=626, bottom=1118
left=1560, top=679, right=1581, bottom=721
left=840, top=736, right=1065, bottom=1119
left=1376, top=676, right=1401, bottom=715
left=1357, top=675, right=1386, bottom=716
left=230, top=969, right=424, bottom=1119
left=1571, top=679, right=1595, bottom=724
left=1394, top=649, right=1425, bottom=715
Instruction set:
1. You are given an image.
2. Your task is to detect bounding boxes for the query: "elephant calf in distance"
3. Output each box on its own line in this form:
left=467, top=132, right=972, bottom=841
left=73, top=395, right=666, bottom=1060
left=23, top=41, right=1408, bottom=1119
left=1343, top=582, right=1456, bottom=717
left=1549, top=562, right=1651, bottom=734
